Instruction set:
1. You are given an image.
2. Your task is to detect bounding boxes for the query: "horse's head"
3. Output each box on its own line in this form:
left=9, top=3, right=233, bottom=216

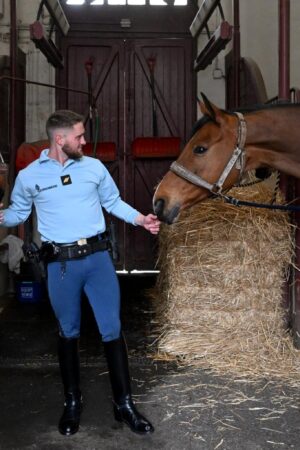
left=153, top=94, right=243, bottom=224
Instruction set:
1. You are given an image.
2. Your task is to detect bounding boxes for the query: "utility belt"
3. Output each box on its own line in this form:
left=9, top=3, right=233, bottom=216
left=40, top=233, right=110, bottom=263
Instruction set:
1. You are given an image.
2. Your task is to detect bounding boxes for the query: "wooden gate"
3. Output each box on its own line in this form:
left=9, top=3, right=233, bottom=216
left=57, top=36, right=195, bottom=271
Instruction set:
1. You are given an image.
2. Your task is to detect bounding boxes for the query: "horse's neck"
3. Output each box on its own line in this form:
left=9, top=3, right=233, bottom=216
left=245, top=107, right=300, bottom=177
left=246, top=108, right=300, bottom=152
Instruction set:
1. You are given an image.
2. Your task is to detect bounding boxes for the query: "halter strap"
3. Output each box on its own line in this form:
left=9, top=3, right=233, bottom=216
left=170, top=161, right=214, bottom=191
left=170, top=112, right=247, bottom=195
left=235, top=111, right=247, bottom=149
left=235, top=111, right=247, bottom=172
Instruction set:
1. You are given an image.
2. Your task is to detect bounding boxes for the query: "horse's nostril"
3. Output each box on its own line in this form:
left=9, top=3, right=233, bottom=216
left=154, top=198, right=165, bottom=217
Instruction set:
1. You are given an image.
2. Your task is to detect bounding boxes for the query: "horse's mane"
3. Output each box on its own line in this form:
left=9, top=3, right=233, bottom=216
left=191, top=102, right=300, bottom=138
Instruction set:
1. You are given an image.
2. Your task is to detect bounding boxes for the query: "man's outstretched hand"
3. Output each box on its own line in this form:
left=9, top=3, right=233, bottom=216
left=135, top=213, right=161, bottom=235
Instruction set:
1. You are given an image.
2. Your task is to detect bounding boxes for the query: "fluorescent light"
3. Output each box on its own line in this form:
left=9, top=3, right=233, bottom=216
left=190, top=0, right=220, bottom=38
left=90, top=0, right=104, bottom=4
left=66, top=0, right=85, bottom=5
left=44, top=0, right=70, bottom=36
left=128, top=0, right=146, bottom=4
left=149, top=0, right=167, bottom=5
left=108, top=0, right=126, bottom=4
left=174, top=0, right=187, bottom=4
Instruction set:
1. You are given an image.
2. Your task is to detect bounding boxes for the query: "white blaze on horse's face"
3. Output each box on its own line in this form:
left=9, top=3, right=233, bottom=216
left=153, top=98, right=240, bottom=224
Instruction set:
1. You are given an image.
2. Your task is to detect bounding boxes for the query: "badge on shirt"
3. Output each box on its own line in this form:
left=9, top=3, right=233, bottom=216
left=61, top=175, right=72, bottom=185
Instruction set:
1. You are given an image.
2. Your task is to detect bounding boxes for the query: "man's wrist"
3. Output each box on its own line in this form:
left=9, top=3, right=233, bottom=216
left=134, top=213, right=145, bottom=227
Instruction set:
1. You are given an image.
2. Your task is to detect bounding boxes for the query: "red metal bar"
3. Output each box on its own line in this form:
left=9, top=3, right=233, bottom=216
left=278, top=0, right=290, bottom=197
left=232, top=0, right=240, bottom=108
left=277, top=0, right=300, bottom=345
left=278, top=0, right=290, bottom=102
left=280, top=0, right=300, bottom=347
left=9, top=0, right=17, bottom=188
left=278, top=0, right=290, bottom=216
left=293, top=181, right=300, bottom=347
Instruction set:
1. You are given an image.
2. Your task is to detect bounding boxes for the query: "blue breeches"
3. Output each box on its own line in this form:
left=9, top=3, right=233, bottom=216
left=47, top=250, right=121, bottom=342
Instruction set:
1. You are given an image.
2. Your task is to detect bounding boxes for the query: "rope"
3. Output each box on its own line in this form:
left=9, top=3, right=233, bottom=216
left=234, top=178, right=264, bottom=188
left=271, top=171, right=281, bottom=204
left=234, top=170, right=281, bottom=206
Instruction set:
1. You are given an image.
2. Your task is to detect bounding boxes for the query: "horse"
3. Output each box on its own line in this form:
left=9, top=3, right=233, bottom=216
left=153, top=93, right=300, bottom=224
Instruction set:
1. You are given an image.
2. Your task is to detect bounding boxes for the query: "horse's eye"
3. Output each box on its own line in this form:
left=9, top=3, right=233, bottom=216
left=193, top=146, right=207, bottom=155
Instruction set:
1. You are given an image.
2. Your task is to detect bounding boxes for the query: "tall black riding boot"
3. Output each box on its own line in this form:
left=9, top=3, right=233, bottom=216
left=58, top=337, right=82, bottom=436
left=103, top=334, right=154, bottom=435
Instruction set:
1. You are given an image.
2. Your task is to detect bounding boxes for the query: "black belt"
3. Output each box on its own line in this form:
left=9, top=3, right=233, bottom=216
left=55, top=232, right=107, bottom=247
left=41, top=234, right=109, bottom=262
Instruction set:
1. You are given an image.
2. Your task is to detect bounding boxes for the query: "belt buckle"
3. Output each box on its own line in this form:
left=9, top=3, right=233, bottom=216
left=77, top=238, right=87, bottom=246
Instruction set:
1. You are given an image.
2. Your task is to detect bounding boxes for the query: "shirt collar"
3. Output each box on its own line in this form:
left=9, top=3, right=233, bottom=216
left=39, top=149, right=51, bottom=163
left=39, top=149, right=81, bottom=167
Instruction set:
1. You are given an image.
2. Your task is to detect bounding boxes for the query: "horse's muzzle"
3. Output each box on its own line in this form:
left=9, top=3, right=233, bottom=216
left=153, top=198, right=180, bottom=225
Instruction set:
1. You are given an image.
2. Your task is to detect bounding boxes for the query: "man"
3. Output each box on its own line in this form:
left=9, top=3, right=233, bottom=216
left=0, top=110, right=160, bottom=436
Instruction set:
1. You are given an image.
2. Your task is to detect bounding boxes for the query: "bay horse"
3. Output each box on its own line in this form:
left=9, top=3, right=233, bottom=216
left=153, top=94, right=300, bottom=224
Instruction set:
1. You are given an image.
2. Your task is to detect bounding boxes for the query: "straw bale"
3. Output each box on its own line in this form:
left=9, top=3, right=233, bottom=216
left=151, top=179, right=300, bottom=381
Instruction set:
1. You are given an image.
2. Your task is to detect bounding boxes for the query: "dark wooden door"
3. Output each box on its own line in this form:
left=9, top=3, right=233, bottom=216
left=58, top=37, right=195, bottom=271
left=125, top=39, right=194, bottom=269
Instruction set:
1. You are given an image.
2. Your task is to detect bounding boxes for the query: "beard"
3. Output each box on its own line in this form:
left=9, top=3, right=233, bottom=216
left=62, top=143, right=83, bottom=160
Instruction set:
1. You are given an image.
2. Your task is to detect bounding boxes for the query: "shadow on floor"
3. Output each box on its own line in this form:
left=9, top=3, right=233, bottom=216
left=0, top=275, right=157, bottom=365
left=1, top=275, right=300, bottom=450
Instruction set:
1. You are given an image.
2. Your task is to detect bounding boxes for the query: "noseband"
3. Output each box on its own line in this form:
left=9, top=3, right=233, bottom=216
left=170, top=112, right=247, bottom=195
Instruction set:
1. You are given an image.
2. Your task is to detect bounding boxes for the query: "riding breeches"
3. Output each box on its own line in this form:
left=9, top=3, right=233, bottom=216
left=47, top=250, right=121, bottom=342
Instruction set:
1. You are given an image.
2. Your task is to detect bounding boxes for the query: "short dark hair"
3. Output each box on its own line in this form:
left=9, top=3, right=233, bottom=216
left=46, top=110, right=84, bottom=140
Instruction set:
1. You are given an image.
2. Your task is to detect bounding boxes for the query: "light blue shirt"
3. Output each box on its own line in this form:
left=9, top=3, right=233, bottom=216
left=2, top=150, right=139, bottom=243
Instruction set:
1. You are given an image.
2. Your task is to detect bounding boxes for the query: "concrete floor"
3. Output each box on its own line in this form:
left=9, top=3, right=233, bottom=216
left=0, top=276, right=300, bottom=450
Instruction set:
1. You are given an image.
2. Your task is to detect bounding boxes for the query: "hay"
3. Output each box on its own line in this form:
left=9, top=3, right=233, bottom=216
left=151, top=179, right=300, bottom=382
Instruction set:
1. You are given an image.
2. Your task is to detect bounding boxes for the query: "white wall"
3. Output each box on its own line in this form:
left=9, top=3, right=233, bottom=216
left=290, top=0, right=300, bottom=90
left=0, top=1, right=55, bottom=294
left=17, top=0, right=55, bottom=140
left=196, top=0, right=300, bottom=108
left=25, top=48, right=55, bottom=141
left=0, top=0, right=55, bottom=142
left=239, top=0, right=278, bottom=99
left=0, top=0, right=9, bottom=56
left=196, top=0, right=232, bottom=111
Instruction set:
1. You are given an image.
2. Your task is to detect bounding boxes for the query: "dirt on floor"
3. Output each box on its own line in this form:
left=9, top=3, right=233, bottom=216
left=0, top=276, right=299, bottom=450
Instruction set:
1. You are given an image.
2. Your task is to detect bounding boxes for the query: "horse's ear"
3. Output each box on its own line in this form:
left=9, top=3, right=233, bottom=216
left=200, top=92, right=225, bottom=124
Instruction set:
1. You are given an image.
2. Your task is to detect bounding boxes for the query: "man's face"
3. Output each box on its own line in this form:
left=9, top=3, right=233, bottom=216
left=61, top=122, right=86, bottom=160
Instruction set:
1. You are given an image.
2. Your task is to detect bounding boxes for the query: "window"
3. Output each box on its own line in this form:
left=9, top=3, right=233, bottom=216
left=66, top=0, right=188, bottom=5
